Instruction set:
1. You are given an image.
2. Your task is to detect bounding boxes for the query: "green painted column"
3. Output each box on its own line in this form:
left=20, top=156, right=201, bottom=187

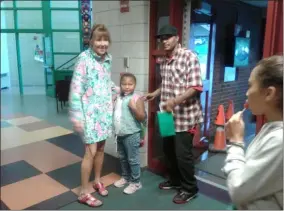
left=13, top=1, right=23, bottom=95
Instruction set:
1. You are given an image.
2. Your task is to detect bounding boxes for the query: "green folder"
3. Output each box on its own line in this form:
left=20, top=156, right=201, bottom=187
left=157, top=112, right=176, bottom=137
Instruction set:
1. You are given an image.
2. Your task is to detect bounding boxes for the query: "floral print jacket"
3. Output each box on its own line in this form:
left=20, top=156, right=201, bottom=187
left=69, top=48, right=118, bottom=144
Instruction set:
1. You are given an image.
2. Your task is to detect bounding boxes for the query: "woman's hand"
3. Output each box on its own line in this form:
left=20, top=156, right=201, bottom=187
left=225, top=111, right=245, bottom=143
left=72, top=120, right=84, bottom=133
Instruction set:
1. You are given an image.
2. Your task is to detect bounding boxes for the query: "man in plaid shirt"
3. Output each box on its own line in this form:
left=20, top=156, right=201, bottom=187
left=145, top=25, right=203, bottom=204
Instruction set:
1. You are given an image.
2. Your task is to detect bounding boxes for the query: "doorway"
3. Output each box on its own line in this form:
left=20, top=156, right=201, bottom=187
left=19, top=33, right=46, bottom=95
left=147, top=0, right=189, bottom=172
left=147, top=0, right=216, bottom=173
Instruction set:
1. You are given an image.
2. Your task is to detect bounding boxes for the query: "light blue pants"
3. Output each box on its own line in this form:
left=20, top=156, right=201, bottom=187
left=117, top=132, right=141, bottom=183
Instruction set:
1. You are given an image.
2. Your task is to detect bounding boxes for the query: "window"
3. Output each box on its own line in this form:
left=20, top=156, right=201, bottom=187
left=224, top=66, right=237, bottom=82
left=189, top=23, right=211, bottom=80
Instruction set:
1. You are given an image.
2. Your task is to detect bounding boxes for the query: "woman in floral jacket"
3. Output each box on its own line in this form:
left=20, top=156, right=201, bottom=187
left=69, top=24, right=118, bottom=207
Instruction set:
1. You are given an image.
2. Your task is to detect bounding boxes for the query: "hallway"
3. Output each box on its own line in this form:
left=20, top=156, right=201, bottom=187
left=1, top=0, right=282, bottom=209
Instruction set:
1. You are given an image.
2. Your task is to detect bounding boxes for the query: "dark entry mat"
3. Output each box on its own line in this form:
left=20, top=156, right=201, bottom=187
left=195, top=153, right=227, bottom=179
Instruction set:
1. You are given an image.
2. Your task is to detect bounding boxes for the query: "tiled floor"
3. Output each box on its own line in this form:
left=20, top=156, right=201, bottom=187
left=1, top=116, right=73, bottom=151
left=0, top=90, right=243, bottom=210
left=60, top=171, right=230, bottom=210
left=0, top=103, right=121, bottom=209
left=0, top=130, right=121, bottom=210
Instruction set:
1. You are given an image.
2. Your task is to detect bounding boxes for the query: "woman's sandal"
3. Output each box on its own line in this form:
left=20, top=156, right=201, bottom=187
left=78, top=194, right=103, bottom=207
left=93, top=182, right=108, bottom=196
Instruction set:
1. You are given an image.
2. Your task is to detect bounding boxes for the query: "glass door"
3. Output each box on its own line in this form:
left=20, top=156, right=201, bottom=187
left=18, top=33, right=46, bottom=95
left=189, top=11, right=216, bottom=137
left=1, top=0, right=45, bottom=95
left=1, top=0, right=83, bottom=96
left=50, top=0, right=83, bottom=97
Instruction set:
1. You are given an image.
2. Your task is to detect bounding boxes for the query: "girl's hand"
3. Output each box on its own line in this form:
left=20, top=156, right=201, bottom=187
left=72, top=120, right=84, bottom=133
left=225, top=111, right=245, bottom=143
left=131, top=98, right=146, bottom=122
left=128, top=98, right=136, bottom=110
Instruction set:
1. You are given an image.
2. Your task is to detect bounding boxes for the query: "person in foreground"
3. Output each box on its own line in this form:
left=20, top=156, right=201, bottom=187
left=145, top=24, right=203, bottom=204
left=69, top=24, right=118, bottom=207
left=223, top=55, right=283, bottom=210
left=113, top=73, right=146, bottom=194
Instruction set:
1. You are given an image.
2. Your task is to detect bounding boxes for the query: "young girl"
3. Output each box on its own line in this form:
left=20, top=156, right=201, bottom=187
left=113, top=73, right=146, bottom=194
left=223, top=55, right=283, bottom=210
left=69, top=24, right=118, bottom=207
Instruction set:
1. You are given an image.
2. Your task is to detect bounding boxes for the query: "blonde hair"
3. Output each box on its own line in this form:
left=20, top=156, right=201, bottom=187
left=89, top=24, right=111, bottom=45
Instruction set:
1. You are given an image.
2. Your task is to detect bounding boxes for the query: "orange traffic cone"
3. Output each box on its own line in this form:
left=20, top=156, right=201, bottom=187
left=209, top=104, right=227, bottom=153
left=193, top=125, right=208, bottom=148
left=225, top=100, right=234, bottom=122
left=215, top=104, right=225, bottom=126
left=212, top=127, right=226, bottom=150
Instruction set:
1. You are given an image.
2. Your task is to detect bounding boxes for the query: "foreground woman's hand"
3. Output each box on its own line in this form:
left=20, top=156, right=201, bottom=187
left=225, top=111, right=245, bottom=143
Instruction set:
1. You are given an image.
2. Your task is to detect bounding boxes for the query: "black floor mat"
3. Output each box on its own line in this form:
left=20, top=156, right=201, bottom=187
left=195, top=153, right=226, bottom=179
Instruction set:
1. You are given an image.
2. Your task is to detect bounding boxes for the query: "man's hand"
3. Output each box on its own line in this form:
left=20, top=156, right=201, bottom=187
left=163, top=98, right=176, bottom=112
left=144, top=88, right=161, bottom=101
left=144, top=92, right=156, bottom=101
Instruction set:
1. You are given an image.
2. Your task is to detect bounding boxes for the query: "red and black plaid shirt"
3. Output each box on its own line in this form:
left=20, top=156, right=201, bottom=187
left=159, top=45, right=204, bottom=132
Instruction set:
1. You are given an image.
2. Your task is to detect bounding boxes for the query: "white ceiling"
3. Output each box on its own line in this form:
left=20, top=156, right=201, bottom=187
left=240, top=0, right=268, bottom=8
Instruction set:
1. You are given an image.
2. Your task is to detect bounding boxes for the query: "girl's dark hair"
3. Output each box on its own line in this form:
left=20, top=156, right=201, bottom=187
left=120, top=73, right=137, bottom=85
left=89, top=24, right=111, bottom=45
left=256, top=55, right=283, bottom=111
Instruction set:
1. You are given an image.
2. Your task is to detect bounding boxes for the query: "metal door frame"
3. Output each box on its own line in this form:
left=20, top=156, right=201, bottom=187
left=256, top=0, right=283, bottom=132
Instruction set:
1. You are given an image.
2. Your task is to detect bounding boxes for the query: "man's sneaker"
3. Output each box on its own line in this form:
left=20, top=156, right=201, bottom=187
left=114, top=178, right=128, bottom=188
left=159, top=181, right=181, bottom=190
left=173, top=191, right=198, bottom=204
left=123, top=183, right=142, bottom=194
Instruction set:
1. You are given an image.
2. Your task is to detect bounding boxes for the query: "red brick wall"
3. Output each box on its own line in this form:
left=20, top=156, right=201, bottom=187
left=206, top=0, right=263, bottom=133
